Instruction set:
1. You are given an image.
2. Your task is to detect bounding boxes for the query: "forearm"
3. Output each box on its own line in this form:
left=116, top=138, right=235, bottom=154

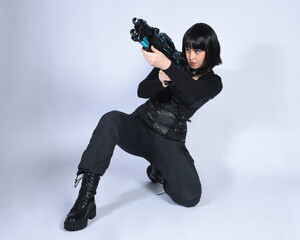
left=137, top=68, right=165, bottom=98
left=163, top=62, right=216, bottom=98
left=137, top=79, right=165, bottom=98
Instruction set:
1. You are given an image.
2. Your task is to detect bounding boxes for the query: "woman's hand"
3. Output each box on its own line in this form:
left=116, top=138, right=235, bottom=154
left=141, top=46, right=171, bottom=70
left=158, top=70, right=171, bottom=88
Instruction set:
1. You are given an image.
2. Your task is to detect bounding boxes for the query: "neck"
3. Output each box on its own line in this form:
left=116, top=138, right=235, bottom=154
left=193, top=70, right=210, bottom=80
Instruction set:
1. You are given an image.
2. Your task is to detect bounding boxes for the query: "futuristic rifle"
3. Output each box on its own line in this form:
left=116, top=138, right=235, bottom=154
left=130, top=18, right=188, bottom=84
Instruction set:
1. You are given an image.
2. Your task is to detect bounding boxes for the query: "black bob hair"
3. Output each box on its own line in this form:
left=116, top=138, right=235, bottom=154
left=182, top=23, right=222, bottom=75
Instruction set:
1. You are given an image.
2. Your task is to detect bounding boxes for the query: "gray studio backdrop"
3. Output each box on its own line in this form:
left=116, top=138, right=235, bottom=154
left=0, top=0, right=300, bottom=239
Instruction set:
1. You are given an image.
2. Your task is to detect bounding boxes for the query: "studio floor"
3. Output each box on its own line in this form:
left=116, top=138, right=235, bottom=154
left=1, top=1, right=300, bottom=239
left=1, top=145, right=299, bottom=240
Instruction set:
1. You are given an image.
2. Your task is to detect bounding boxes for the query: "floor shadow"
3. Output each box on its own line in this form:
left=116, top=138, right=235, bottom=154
left=94, top=182, right=164, bottom=221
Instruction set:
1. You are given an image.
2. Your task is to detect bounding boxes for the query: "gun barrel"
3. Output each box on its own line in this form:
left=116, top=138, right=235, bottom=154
left=130, top=17, right=187, bottom=74
left=130, top=29, right=135, bottom=36
left=132, top=18, right=138, bottom=24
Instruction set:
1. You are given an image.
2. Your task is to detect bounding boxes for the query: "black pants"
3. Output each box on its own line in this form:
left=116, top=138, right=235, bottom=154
left=78, top=111, right=202, bottom=207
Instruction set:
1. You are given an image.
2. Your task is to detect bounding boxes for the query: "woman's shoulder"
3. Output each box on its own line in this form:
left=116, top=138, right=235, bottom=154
left=199, top=70, right=222, bottom=85
left=198, top=70, right=223, bottom=95
left=198, top=70, right=221, bottom=81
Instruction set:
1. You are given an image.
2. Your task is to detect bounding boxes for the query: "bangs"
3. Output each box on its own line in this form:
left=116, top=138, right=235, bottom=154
left=184, top=32, right=206, bottom=51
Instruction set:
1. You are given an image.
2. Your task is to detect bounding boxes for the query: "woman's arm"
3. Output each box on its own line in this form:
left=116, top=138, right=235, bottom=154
left=163, top=62, right=223, bottom=99
left=140, top=46, right=222, bottom=99
left=137, top=68, right=165, bottom=98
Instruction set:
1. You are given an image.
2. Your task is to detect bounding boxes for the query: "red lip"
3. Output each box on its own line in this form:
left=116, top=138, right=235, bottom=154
left=190, top=62, right=196, bottom=66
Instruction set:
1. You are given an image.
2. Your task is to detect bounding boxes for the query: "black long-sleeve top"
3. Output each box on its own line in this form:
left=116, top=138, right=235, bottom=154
left=137, top=62, right=223, bottom=120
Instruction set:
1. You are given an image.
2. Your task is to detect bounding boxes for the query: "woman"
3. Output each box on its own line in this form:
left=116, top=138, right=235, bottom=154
left=64, top=22, right=223, bottom=231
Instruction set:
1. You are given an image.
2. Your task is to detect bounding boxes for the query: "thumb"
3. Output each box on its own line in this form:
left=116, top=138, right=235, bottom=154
left=151, top=45, right=159, bottom=53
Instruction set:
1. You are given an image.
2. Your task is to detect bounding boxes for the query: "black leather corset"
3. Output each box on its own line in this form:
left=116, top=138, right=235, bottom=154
left=132, top=97, right=188, bottom=142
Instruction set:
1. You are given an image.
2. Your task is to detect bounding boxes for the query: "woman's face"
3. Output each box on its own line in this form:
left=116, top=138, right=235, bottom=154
left=185, top=48, right=206, bottom=69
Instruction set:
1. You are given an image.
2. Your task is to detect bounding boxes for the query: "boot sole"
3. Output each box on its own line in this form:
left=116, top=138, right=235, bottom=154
left=64, top=205, right=96, bottom=231
left=147, top=165, right=157, bottom=183
left=147, top=165, right=164, bottom=184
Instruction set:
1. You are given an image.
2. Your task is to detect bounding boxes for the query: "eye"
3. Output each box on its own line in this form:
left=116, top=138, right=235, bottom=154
left=185, top=48, right=191, bottom=53
left=195, top=49, right=202, bottom=54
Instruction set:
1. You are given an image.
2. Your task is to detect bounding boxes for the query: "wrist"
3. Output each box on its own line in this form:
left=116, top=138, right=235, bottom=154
left=160, top=59, right=171, bottom=70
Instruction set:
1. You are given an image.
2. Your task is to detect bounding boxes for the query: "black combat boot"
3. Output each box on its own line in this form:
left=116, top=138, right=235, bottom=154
left=146, top=165, right=165, bottom=184
left=64, top=172, right=100, bottom=231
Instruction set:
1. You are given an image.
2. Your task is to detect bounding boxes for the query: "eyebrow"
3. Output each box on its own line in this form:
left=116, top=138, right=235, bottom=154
left=185, top=48, right=201, bottom=51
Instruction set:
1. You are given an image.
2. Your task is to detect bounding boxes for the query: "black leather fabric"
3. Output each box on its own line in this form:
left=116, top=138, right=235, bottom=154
left=146, top=164, right=165, bottom=184
left=133, top=98, right=187, bottom=142
left=64, top=173, right=100, bottom=231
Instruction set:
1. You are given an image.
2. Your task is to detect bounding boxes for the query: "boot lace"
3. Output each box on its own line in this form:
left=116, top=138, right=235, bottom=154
left=73, top=175, right=93, bottom=208
left=74, top=175, right=83, bottom=187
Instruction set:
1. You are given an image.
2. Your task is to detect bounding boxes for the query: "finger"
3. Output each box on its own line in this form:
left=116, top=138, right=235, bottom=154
left=143, top=51, right=155, bottom=59
left=141, top=48, right=147, bottom=54
left=141, top=50, right=152, bottom=60
left=151, top=45, right=159, bottom=53
left=141, top=48, right=151, bottom=54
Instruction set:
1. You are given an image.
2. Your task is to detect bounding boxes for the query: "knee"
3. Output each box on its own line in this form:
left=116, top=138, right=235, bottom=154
left=180, top=193, right=201, bottom=207
left=176, top=189, right=202, bottom=207
left=101, top=110, right=121, bottom=122
left=93, top=111, right=123, bottom=137
left=164, top=181, right=202, bottom=207
left=99, top=111, right=122, bottom=127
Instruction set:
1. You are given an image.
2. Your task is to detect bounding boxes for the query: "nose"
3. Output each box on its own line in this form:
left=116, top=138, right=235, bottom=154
left=189, top=51, right=195, bottom=60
